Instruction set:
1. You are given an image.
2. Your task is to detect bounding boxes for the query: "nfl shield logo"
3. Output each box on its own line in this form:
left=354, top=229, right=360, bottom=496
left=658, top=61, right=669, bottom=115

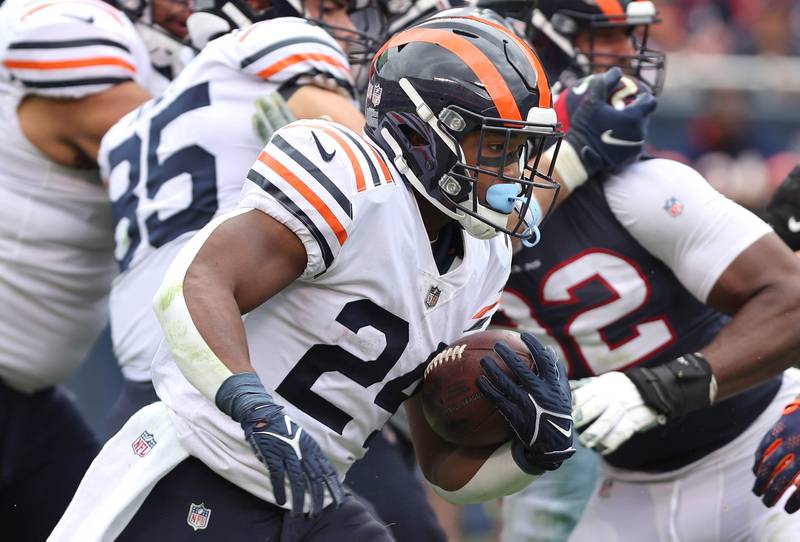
left=371, top=82, right=383, bottom=107
left=131, top=430, right=157, bottom=457
left=187, top=502, right=211, bottom=531
left=425, top=286, right=442, bottom=309
left=663, top=196, right=684, bottom=217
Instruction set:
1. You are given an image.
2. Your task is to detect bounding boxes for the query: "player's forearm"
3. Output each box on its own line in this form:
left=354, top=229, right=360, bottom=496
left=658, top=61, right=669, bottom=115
left=154, top=210, right=254, bottom=401
left=426, top=442, right=539, bottom=504
left=539, top=142, right=581, bottom=207
left=704, top=278, right=800, bottom=399
left=407, top=396, right=537, bottom=502
left=286, top=85, right=365, bottom=133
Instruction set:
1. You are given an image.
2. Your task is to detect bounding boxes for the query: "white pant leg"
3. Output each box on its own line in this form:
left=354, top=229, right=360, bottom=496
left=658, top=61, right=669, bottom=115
left=501, top=439, right=599, bottom=542
left=49, top=402, right=189, bottom=542
left=570, top=369, right=800, bottom=542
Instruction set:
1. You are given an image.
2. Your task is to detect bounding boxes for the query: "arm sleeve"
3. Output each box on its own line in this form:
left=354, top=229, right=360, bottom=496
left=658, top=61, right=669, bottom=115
left=234, top=18, right=355, bottom=100
left=604, top=158, right=772, bottom=303
left=2, top=0, right=147, bottom=98
left=427, top=441, right=539, bottom=504
left=238, top=120, right=361, bottom=279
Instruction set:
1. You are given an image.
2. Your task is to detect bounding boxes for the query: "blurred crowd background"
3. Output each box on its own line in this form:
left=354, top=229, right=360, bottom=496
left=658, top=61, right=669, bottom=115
left=63, top=2, right=800, bottom=540
left=648, top=0, right=800, bottom=210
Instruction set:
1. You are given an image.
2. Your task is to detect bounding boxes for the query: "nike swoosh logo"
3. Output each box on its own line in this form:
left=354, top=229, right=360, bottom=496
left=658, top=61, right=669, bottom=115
left=261, top=418, right=304, bottom=457
left=62, top=13, right=94, bottom=24
left=571, top=78, right=591, bottom=96
left=547, top=419, right=573, bottom=438
left=789, top=216, right=800, bottom=233
left=312, top=131, right=336, bottom=162
left=600, top=130, right=644, bottom=147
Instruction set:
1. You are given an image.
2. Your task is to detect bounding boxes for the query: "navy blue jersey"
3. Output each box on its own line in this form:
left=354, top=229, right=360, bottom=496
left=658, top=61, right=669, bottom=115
left=498, top=176, right=780, bottom=471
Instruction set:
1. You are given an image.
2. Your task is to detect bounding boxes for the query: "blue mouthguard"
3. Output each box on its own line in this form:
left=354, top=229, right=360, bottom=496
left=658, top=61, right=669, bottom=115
left=485, top=184, right=543, bottom=247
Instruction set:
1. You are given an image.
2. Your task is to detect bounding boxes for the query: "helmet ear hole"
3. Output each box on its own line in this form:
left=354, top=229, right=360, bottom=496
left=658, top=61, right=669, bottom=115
left=399, top=124, right=430, bottom=148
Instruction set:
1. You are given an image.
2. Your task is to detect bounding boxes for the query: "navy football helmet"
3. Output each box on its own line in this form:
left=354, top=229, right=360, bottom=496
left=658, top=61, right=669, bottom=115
left=482, top=0, right=665, bottom=94
left=531, top=0, right=665, bottom=93
left=366, top=14, right=562, bottom=244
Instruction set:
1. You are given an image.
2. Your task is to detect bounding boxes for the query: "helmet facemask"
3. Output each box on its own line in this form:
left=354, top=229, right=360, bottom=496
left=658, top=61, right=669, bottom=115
left=434, top=106, right=562, bottom=245
left=573, top=12, right=665, bottom=95
left=326, top=0, right=388, bottom=66
left=527, top=1, right=666, bottom=94
left=187, top=0, right=384, bottom=63
left=377, top=78, right=562, bottom=246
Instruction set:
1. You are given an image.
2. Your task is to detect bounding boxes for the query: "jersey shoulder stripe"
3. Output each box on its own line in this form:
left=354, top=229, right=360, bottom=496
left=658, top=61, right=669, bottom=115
left=256, top=149, right=349, bottom=246
left=4, top=56, right=135, bottom=72
left=256, top=52, right=348, bottom=81
left=270, top=133, right=353, bottom=218
left=246, top=167, right=336, bottom=269
left=19, top=74, right=132, bottom=88
left=8, top=37, right=130, bottom=53
left=289, top=121, right=392, bottom=192
left=18, top=0, right=127, bottom=25
left=229, top=18, right=353, bottom=95
left=240, top=35, right=343, bottom=70
left=241, top=120, right=396, bottom=276
left=2, top=0, right=144, bottom=98
left=239, top=120, right=396, bottom=277
left=332, top=125, right=392, bottom=188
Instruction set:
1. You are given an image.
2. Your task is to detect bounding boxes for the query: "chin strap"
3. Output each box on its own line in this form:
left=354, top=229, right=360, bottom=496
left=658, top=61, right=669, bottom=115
left=399, top=77, right=464, bottom=161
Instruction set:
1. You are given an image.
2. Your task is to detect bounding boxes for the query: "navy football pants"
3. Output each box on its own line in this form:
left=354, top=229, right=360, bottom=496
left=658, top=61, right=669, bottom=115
left=346, top=426, right=447, bottom=542
left=0, top=382, right=99, bottom=541
left=118, top=456, right=393, bottom=541
left=109, top=381, right=447, bottom=542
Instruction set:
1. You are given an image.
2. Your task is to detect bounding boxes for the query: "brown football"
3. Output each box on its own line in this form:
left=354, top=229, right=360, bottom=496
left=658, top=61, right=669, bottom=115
left=421, top=329, right=535, bottom=447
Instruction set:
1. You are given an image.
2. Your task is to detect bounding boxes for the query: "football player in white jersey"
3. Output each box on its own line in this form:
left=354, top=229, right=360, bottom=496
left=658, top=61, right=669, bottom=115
left=52, top=15, right=577, bottom=541
left=0, top=0, right=189, bottom=538
left=487, top=1, right=800, bottom=541
left=98, top=1, right=461, bottom=539
left=100, top=0, right=375, bottom=430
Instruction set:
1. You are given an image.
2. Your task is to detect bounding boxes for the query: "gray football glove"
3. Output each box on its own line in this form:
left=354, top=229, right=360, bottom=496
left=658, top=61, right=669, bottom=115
left=253, top=92, right=295, bottom=144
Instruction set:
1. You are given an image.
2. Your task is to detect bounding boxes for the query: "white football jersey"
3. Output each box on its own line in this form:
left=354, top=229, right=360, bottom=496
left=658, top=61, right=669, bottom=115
left=152, top=119, right=511, bottom=510
left=0, top=0, right=157, bottom=392
left=100, top=18, right=354, bottom=381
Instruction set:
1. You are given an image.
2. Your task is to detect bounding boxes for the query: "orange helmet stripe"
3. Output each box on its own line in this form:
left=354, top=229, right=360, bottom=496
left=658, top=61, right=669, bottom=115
left=595, top=0, right=625, bottom=16
left=375, top=27, right=522, bottom=121
left=463, top=15, right=551, bottom=108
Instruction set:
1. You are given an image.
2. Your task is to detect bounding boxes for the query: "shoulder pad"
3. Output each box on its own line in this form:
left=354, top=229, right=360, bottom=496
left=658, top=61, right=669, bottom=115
left=231, top=18, right=354, bottom=99
left=2, top=0, right=146, bottom=98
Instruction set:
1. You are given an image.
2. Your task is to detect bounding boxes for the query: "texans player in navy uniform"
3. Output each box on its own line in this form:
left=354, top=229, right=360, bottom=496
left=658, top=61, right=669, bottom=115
left=489, top=1, right=800, bottom=540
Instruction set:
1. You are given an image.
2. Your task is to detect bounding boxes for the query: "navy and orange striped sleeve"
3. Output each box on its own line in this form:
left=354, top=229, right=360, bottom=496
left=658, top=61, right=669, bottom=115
left=235, top=18, right=355, bottom=100
left=238, top=119, right=393, bottom=278
left=2, top=0, right=144, bottom=98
